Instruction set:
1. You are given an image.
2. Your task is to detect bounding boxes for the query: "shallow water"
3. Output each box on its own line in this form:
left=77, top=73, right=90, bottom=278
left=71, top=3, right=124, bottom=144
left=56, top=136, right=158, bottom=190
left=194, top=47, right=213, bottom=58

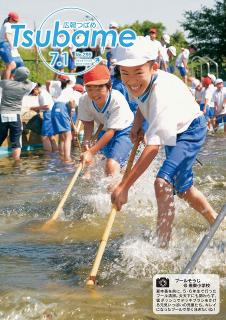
left=0, top=135, right=225, bottom=320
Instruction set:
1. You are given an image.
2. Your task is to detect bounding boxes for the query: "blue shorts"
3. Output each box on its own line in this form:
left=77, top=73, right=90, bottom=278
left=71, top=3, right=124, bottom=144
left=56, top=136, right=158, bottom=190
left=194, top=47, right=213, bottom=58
left=68, top=55, right=75, bottom=71
left=0, top=41, right=13, bottom=64
left=0, top=114, right=22, bottom=148
left=167, top=65, right=175, bottom=74
left=208, top=107, right=215, bottom=119
left=98, top=126, right=133, bottom=167
left=157, top=115, right=207, bottom=193
left=71, top=110, right=77, bottom=124
left=177, top=66, right=187, bottom=77
left=42, top=110, right=54, bottom=136
left=216, top=114, right=226, bottom=124
left=200, top=104, right=210, bottom=121
left=11, top=57, right=25, bottom=74
left=51, top=102, right=71, bottom=134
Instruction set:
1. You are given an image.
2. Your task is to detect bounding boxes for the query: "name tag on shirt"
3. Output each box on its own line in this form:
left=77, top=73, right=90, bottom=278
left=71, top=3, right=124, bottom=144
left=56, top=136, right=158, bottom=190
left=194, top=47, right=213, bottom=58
left=1, top=114, right=18, bottom=123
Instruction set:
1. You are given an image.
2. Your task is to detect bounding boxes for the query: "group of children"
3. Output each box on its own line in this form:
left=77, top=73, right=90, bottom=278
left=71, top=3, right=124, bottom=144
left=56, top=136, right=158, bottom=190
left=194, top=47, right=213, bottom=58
left=191, top=75, right=226, bottom=132
left=0, top=14, right=225, bottom=247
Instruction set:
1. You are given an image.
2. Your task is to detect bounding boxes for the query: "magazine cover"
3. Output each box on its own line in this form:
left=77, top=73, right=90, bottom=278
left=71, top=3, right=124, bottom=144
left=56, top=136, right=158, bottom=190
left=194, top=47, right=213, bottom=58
left=0, top=0, right=225, bottom=319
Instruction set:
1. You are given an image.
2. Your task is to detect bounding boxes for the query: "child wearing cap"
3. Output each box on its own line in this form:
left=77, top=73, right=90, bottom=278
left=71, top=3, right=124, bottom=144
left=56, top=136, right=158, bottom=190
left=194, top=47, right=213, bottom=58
left=51, top=79, right=75, bottom=163
left=159, top=34, right=170, bottom=72
left=175, top=45, right=196, bottom=84
left=78, top=64, right=134, bottom=176
left=111, top=38, right=217, bottom=248
left=202, top=76, right=215, bottom=131
left=29, top=84, right=58, bottom=152
left=213, top=79, right=226, bottom=132
left=0, top=12, right=19, bottom=79
left=146, top=28, right=162, bottom=63
left=166, top=46, right=176, bottom=73
left=0, top=67, right=36, bottom=160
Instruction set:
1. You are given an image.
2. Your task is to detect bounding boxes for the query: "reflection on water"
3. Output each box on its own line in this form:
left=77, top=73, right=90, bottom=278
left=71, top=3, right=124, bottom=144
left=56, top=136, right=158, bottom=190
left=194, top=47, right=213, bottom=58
left=0, top=136, right=225, bottom=319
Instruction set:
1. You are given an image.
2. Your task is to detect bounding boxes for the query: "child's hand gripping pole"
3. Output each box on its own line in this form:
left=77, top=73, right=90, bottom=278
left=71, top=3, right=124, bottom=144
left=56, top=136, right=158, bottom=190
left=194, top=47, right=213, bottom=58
left=86, top=139, right=140, bottom=286
left=71, top=119, right=82, bottom=152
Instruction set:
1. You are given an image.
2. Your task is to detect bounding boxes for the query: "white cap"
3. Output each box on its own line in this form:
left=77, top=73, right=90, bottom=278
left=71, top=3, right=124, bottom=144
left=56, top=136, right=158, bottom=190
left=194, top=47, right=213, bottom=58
left=168, top=46, right=176, bottom=56
left=109, top=21, right=118, bottom=29
left=215, top=78, right=223, bottom=85
left=192, top=78, right=201, bottom=89
left=114, top=36, right=158, bottom=67
left=162, top=33, right=170, bottom=44
left=208, top=73, right=216, bottom=83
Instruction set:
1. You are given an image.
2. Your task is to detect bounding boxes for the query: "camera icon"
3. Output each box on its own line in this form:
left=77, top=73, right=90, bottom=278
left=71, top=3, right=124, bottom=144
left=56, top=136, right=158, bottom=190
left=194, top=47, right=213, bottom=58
left=156, top=277, right=170, bottom=287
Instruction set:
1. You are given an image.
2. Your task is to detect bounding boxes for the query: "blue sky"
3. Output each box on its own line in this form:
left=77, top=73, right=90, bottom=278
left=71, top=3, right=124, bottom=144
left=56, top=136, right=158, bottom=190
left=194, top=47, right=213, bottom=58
left=3, top=0, right=216, bottom=34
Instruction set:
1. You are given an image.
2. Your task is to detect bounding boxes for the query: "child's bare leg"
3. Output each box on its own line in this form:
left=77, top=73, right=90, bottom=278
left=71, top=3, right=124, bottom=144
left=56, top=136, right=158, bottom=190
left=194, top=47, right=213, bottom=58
left=50, top=136, right=58, bottom=152
left=105, top=158, right=120, bottom=176
left=59, top=134, right=65, bottom=158
left=12, top=147, right=21, bottom=161
left=42, top=136, right=52, bottom=152
left=63, top=131, right=72, bottom=162
left=3, top=61, right=16, bottom=79
left=178, top=186, right=217, bottom=224
left=154, top=178, right=175, bottom=248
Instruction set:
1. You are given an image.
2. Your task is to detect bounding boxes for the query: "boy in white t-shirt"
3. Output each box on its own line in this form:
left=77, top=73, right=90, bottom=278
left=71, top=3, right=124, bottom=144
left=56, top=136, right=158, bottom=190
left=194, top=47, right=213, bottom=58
left=176, top=45, right=196, bottom=84
left=51, top=80, right=75, bottom=163
left=30, top=84, right=58, bottom=152
left=111, top=38, right=217, bottom=248
left=213, top=78, right=226, bottom=132
left=78, top=64, right=134, bottom=176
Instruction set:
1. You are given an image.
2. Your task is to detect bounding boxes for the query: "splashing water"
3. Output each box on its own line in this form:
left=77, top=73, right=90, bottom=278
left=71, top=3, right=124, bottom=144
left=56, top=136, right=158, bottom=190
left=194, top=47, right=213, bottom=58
left=0, top=135, right=225, bottom=319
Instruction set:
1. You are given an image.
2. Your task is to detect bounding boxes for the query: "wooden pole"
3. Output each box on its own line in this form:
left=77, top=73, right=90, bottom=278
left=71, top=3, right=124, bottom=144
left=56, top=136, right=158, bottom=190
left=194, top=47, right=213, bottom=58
left=86, top=140, right=140, bottom=286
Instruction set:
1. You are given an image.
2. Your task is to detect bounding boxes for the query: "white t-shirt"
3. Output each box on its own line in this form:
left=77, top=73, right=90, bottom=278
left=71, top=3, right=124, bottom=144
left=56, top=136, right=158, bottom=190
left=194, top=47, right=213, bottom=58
left=73, top=90, right=82, bottom=106
left=195, top=88, right=205, bottom=104
left=138, top=70, right=202, bottom=146
left=56, top=86, right=74, bottom=104
left=38, top=89, right=54, bottom=110
left=160, top=45, right=168, bottom=63
left=78, top=89, right=134, bottom=131
left=204, top=84, right=215, bottom=108
left=149, top=38, right=162, bottom=55
left=213, top=87, right=226, bottom=115
left=176, top=49, right=189, bottom=67
left=0, top=22, right=21, bottom=57
left=0, top=22, right=12, bottom=42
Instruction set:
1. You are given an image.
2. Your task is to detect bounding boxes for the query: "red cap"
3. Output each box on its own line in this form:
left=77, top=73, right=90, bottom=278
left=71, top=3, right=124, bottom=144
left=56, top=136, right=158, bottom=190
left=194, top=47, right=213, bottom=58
left=58, top=75, right=70, bottom=81
left=73, top=84, right=84, bottom=93
left=84, top=65, right=110, bottom=86
left=202, top=77, right=212, bottom=87
left=8, top=12, right=19, bottom=22
left=149, top=28, right=157, bottom=34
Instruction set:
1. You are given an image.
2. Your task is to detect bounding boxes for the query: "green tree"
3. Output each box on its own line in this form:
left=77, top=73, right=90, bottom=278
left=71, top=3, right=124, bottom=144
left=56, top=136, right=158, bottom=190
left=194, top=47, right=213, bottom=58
left=181, top=0, right=226, bottom=70
left=119, top=20, right=165, bottom=39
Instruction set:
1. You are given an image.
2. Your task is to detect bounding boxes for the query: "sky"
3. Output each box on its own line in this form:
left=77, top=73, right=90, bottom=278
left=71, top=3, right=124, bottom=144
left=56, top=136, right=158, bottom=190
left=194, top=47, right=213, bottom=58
left=2, top=0, right=216, bottom=34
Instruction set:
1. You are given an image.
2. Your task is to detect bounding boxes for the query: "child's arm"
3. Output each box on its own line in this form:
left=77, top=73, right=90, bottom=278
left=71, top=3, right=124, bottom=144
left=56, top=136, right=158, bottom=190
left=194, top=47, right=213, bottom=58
left=130, top=108, right=145, bottom=143
left=80, top=128, right=115, bottom=167
left=111, top=144, right=159, bottom=210
left=90, top=129, right=115, bottom=154
left=82, top=120, right=94, bottom=150
left=30, top=105, right=50, bottom=112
